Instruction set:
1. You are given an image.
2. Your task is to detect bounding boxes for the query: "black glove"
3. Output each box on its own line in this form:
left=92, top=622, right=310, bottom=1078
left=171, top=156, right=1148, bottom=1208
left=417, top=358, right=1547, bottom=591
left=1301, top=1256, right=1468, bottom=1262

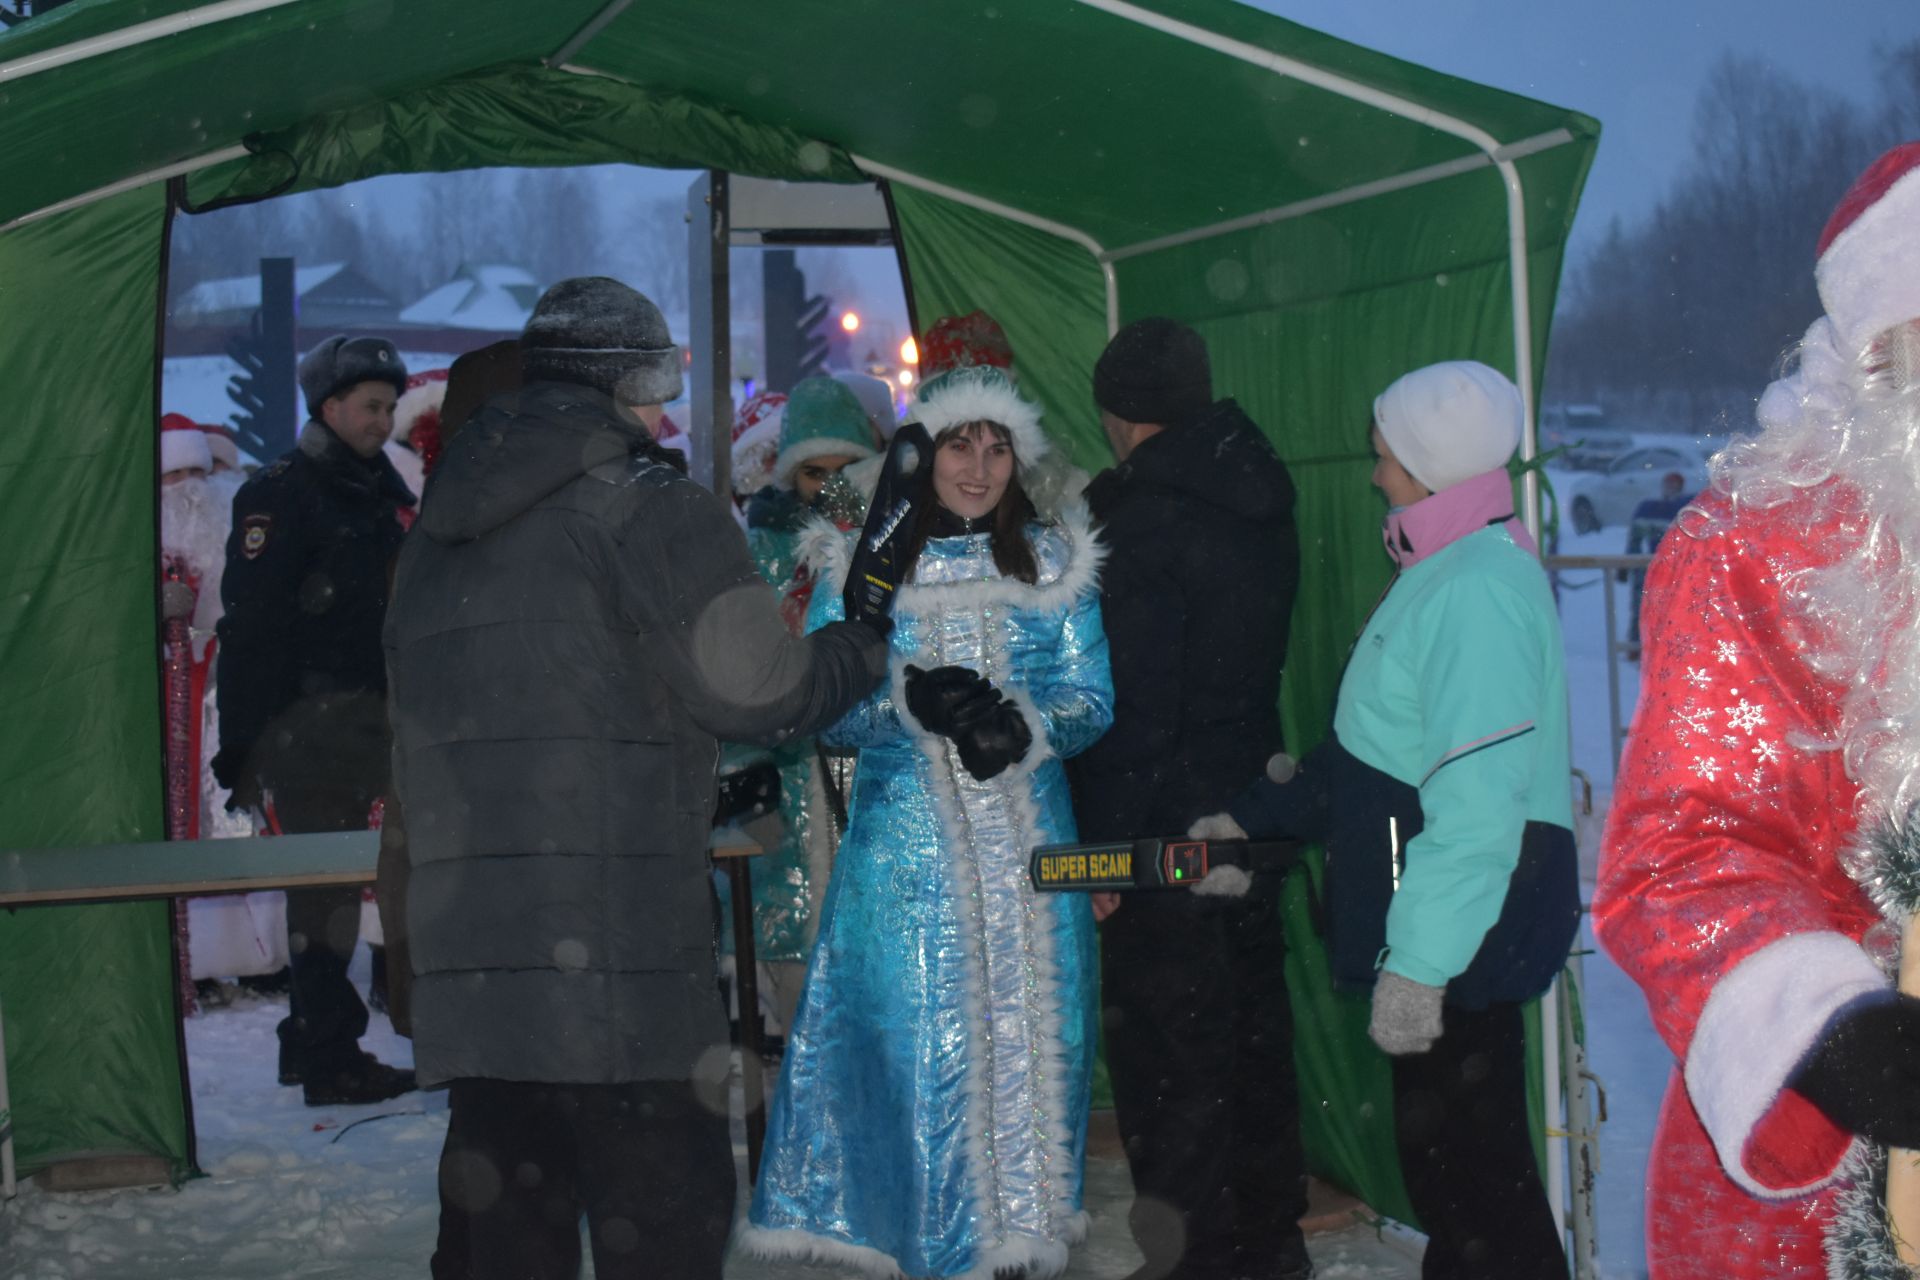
left=1790, top=993, right=1920, bottom=1148
left=953, top=700, right=1032, bottom=781
left=903, top=664, right=1000, bottom=737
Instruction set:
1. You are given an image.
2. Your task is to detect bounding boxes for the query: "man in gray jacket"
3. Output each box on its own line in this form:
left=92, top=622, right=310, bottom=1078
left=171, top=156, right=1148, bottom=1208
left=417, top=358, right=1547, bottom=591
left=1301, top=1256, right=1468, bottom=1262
left=384, top=277, right=889, bottom=1280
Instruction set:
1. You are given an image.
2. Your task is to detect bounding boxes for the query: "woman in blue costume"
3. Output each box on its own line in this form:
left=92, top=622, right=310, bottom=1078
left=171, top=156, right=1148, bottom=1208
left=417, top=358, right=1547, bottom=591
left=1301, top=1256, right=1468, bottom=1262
left=741, top=367, right=1113, bottom=1280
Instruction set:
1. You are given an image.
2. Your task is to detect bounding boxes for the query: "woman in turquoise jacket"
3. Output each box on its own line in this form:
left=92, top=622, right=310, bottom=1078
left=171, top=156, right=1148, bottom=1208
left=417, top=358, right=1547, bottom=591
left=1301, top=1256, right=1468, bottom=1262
left=1203, top=360, right=1578, bottom=1280
left=741, top=367, right=1113, bottom=1280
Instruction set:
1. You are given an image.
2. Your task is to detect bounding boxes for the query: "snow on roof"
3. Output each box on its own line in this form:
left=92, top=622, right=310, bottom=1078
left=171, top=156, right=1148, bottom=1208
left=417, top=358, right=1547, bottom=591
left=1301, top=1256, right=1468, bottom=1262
left=399, top=262, right=540, bottom=331
left=174, top=262, right=348, bottom=317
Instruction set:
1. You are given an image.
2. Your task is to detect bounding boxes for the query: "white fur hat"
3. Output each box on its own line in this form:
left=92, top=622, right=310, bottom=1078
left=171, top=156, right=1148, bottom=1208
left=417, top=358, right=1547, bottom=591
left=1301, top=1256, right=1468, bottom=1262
left=904, top=365, right=1048, bottom=466
left=1815, top=141, right=1920, bottom=358
left=1372, top=360, right=1522, bottom=495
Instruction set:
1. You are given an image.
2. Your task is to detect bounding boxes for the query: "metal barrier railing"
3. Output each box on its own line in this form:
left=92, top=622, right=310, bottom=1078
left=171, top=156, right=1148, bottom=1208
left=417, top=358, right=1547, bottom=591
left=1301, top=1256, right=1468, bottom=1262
left=1545, top=553, right=1654, bottom=760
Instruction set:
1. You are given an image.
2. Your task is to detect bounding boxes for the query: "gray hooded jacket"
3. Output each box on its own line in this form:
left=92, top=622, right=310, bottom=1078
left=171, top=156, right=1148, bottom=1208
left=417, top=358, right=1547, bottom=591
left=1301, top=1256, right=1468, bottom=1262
left=385, top=381, right=886, bottom=1085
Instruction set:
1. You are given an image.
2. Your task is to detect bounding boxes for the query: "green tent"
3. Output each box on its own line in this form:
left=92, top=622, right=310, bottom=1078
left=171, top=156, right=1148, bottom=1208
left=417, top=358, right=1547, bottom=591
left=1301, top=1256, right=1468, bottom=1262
left=0, top=0, right=1597, bottom=1227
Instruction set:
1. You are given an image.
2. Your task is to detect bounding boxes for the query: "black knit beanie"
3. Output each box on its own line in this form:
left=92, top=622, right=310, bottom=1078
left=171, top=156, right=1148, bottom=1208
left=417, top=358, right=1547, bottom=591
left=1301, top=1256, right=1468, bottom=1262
left=520, top=276, right=683, bottom=406
left=1092, top=317, right=1212, bottom=426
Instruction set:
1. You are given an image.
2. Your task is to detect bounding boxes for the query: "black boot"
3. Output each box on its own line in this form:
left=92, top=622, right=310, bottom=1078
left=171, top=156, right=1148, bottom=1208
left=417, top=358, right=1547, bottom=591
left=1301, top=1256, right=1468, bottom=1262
left=303, top=1051, right=417, bottom=1106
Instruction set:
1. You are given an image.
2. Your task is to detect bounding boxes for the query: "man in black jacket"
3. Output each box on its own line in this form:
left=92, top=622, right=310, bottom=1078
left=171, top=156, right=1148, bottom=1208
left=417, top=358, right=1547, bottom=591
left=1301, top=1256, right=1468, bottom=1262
left=213, top=333, right=418, bottom=1106
left=385, top=277, right=890, bottom=1280
left=1069, top=318, right=1307, bottom=1280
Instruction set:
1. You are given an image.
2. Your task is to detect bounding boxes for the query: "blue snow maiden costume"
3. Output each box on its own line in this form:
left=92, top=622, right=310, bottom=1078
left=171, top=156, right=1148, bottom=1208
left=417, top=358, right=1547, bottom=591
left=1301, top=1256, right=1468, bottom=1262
left=741, top=367, right=1114, bottom=1280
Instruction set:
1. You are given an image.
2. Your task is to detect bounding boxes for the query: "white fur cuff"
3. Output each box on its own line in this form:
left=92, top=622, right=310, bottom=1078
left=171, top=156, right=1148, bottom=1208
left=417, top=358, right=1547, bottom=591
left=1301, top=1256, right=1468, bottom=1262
left=1684, top=930, right=1887, bottom=1199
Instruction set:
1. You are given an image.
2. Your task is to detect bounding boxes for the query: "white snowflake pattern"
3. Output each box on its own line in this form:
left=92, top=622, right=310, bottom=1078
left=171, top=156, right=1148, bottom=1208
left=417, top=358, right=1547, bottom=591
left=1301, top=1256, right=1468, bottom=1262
left=1685, top=667, right=1713, bottom=688
left=1692, top=756, right=1722, bottom=782
left=1752, top=739, right=1781, bottom=766
left=1715, top=640, right=1741, bottom=666
left=1725, top=699, right=1768, bottom=735
left=1675, top=708, right=1712, bottom=738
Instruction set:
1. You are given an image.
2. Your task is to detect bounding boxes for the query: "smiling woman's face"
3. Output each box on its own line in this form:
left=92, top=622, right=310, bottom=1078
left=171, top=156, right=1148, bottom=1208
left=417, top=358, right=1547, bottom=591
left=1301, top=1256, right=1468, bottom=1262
left=931, top=422, right=1015, bottom=520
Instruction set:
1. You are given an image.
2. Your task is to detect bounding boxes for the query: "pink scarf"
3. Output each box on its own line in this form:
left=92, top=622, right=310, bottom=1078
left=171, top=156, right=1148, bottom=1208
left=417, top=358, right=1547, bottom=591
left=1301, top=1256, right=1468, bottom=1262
left=1383, top=467, right=1536, bottom=569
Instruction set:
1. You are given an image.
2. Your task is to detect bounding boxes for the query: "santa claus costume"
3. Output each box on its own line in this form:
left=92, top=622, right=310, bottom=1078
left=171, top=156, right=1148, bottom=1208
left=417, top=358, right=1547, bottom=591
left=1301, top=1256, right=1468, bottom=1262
left=1596, top=142, right=1920, bottom=1278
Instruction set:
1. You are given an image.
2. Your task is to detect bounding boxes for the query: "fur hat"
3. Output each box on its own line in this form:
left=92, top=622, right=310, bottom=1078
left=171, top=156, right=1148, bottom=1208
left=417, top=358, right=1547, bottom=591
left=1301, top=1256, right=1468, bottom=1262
left=1093, top=317, right=1213, bottom=426
left=1816, top=141, right=1920, bottom=358
left=904, top=365, right=1049, bottom=467
left=297, top=334, right=407, bottom=418
left=160, top=413, right=213, bottom=475
left=731, top=391, right=788, bottom=498
left=394, top=369, right=449, bottom=445
left=520, top=276, right=683, bottom=406
left=834, top=370, right=899, bottom=440
left=1372, top=360, right=1523, bottom=495
left=774, top=377, right=877, bottom=488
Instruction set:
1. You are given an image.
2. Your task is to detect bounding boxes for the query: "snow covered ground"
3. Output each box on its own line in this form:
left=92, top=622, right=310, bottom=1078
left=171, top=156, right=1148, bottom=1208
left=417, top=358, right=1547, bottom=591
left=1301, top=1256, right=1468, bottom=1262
left=0, top=457, right=1676, bottom=1278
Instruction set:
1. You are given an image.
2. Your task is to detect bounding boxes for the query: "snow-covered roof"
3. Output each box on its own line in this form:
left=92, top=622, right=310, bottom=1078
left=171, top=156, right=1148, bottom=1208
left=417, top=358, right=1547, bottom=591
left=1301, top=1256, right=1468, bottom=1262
left=398, top=263, right=540, bottom=330
left=174, top=263, right=350, bottom=318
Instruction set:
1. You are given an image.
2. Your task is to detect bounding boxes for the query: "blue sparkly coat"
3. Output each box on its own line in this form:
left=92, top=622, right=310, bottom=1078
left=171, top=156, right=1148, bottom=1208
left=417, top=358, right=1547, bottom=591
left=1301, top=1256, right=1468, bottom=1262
left=743, top=510, right=1114, bottom=1280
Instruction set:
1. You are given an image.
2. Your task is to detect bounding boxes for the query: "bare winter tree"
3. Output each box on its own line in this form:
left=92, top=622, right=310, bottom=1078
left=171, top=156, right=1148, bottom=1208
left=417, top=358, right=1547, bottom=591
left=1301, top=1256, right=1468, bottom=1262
left=1546, top=48, right=1914, bottom=431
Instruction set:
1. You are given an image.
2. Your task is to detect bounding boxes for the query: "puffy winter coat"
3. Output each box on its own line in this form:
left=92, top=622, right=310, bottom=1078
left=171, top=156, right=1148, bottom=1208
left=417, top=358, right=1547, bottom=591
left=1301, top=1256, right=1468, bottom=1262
left=1068, top=400, right=1299, bottom=841
left=1232, top=519, right=1578, bottom=1007
left=384, top=381, right=887, bottom=1086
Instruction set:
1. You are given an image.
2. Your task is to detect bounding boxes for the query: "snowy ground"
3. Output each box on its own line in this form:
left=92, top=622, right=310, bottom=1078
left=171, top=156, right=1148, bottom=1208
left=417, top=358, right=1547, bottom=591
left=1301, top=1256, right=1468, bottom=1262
left=0, top=460, right=1676, bottom=1278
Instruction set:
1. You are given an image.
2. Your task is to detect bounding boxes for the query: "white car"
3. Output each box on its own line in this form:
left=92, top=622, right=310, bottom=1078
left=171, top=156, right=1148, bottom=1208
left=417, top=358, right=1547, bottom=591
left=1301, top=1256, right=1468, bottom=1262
left=1565, top=444, right=1708, bottom=533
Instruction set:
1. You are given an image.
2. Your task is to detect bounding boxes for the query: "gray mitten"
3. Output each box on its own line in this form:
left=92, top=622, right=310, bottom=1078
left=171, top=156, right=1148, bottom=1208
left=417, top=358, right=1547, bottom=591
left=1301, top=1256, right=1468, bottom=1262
left=1369, top=970, right=1445, bottom=1055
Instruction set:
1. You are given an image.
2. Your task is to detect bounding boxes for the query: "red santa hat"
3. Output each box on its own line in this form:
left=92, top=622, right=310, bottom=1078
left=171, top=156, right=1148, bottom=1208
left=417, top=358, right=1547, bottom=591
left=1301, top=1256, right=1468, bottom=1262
left=1815, top=140, right=1920, bottom=357
left=394, top=369, right=449, bottom=446
left=160, top=413, right=213, bottom=475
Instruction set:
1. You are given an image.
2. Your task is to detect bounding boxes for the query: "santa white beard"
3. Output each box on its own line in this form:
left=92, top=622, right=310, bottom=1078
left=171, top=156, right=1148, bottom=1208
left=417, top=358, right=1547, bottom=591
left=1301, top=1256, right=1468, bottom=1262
left=160, top=474, right=231, bottom=657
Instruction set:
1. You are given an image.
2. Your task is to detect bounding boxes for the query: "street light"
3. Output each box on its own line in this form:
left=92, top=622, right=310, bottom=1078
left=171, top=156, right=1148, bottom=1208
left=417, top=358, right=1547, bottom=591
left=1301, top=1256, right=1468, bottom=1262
left=900, top=336, right=919, bottom=365
left=840, top=310, right=861, bottom=334
left=898, top=369, right=916, bottom=388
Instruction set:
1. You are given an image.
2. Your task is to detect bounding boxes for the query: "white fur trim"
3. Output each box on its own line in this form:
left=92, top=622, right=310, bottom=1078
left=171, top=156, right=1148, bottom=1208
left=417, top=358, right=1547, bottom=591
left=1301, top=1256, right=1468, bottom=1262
left=1684, top=930, right=1887, bottom=1199
left=884, top=604, right=1087, bottom=1255
left=733, top=1221, right=1081, bottom=1280
left=907, top=368, right=1050, bottom=466
left=998, top=682, right=1058, bottom=783
left=1817, top=165, right=1920, bottom=357
left=161, top=426, right=213, bottom=475
left=393, top=377, right=446, bottom=443
left=803, top=504, right=1106, bottom=622
left=773, top=435, right=876, bottom=489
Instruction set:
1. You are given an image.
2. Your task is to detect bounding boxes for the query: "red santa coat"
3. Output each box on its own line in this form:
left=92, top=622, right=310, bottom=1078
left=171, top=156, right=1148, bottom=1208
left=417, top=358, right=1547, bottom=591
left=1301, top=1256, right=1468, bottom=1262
left=1596, top=485, right=1891, bottom=1276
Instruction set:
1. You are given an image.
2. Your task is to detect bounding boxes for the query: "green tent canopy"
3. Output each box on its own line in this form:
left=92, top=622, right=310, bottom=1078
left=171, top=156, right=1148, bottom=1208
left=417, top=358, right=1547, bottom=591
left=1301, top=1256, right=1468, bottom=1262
left=0, top=0, right=1597, bottom=1227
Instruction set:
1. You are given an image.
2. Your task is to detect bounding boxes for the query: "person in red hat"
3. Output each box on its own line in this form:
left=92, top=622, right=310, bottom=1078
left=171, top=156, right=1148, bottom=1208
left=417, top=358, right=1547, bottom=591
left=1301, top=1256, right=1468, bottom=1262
left=1597, top=141, right=1920, bottom=1276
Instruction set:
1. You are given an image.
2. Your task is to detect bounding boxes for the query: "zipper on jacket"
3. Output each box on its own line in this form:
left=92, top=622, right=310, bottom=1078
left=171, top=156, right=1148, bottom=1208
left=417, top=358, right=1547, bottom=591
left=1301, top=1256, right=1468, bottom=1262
left=1389, top=815, right=1402, bottom=892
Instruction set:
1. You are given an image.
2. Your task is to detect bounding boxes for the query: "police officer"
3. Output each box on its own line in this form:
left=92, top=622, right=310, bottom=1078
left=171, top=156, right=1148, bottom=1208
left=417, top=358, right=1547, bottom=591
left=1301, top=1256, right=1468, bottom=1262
left=212, top=334, right=418, bottom=1106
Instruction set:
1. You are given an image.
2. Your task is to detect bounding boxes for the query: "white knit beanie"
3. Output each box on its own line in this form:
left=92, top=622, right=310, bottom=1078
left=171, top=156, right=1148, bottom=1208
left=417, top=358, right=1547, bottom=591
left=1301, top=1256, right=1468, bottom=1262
left=1372, top=360, right=1523, bottom=495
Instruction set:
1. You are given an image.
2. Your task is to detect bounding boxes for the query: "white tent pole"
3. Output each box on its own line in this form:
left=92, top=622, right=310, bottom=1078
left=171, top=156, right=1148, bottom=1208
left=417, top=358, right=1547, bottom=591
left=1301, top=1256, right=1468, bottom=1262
left=1104, top=128, right=1576, bottom=264
left=849, top=153, right=1121, bottom=337
left=1070, top=0, right=1544, bottom=539
left=0, top=0, right=305, bottom=84
left=0, top=145, right=249, bottom=236
left=1, top=993, right=15, bottom=1199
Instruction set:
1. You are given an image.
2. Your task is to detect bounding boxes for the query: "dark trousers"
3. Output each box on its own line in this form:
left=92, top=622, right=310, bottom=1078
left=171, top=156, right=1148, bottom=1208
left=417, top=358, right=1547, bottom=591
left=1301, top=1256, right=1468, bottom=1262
left=265, top=783, right=370, bottom=1075
left=434, top=1078, right=736, bottom=1280
left=1102, top=890, right=1308, bottom=1280
left=1392, top=1001, right=1567, bottom=1280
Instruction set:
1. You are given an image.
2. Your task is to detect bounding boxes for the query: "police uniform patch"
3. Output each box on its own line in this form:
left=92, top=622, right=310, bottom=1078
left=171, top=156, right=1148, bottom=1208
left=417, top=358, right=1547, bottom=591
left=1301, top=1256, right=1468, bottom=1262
left=241, top=513, right=272, bottom=559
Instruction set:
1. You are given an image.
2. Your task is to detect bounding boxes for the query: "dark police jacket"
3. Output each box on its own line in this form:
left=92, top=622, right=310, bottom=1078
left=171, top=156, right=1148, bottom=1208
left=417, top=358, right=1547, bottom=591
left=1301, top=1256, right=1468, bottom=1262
left=212, top=421, right=414, bottom=804
left=1068, top=399, right=1300, bottom=842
